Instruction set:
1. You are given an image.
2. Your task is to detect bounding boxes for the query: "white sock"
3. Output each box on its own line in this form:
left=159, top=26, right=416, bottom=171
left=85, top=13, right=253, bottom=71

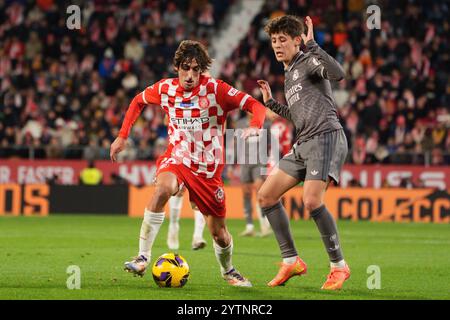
left=168, top=196, right=182, bottom=234
left=245, top=223, right=254, bottom=231
left=193, top=209, right=206, bottom=240
left=330, top=259, right=346, bottom=268
left=213, top=237, right=234, bottom=275
left=256, top=204, right=271, bottom=230
left=169, top=195, right=183, bottom=211
left=138, top=209, right=165, bottom=260
left=283, top=256, right=298, bottom=264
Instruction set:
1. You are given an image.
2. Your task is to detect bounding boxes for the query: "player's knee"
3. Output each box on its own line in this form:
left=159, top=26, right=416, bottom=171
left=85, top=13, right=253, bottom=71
left=303, top=196, right=322, bottom=212
left=154, top=184, right=176, bottom=202
left=257, top=189, right=277, bottom=208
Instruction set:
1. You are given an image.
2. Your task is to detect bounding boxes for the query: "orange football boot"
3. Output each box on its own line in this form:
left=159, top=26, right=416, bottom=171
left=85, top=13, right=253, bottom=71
left=321, top=264, right=351, bottom=290
left=267, top=257, right=307, bottom=287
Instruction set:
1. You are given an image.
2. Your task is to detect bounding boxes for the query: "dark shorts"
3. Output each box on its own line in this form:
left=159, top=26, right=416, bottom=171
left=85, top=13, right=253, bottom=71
left=240, top=164, right=265, bottom=184
left=278, top=129, right=348, bottom=183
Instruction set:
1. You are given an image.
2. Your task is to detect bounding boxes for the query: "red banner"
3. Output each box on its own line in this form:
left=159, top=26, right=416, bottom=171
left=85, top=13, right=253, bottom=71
left=213, top=165, right=450, bottom=189
left=0, top=160, right=449, bottom=189
left=0, top=160, right=157, bottom=185
left=340, top=164, right=450, bottom=190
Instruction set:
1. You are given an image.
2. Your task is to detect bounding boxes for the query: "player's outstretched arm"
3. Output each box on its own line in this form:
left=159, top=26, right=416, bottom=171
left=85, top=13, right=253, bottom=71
left=216, top=80, right=266, bottom=139
left=240, top=97, right=267, bottom=139
left=111, top=83, right=161, bottom=162
left=110, top=137, right=126, bottom=162
left=110, top=93, right=145, bottom=162
left=302, top=16, right=345, bottom=81
left=217, top=80, right=266, bottom=127
left=257, top=80, right=293, bottom=121
left=242, top=94, right=266, bottom=128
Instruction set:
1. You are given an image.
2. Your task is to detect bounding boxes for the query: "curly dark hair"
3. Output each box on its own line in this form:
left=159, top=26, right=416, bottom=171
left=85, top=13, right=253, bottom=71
left=264, top=15, right=305, bottom=38
left=173, top=40, right=212, bottom=72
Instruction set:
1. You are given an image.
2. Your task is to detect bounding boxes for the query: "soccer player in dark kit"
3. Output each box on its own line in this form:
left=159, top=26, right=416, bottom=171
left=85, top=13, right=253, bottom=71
left=257, top=15, right=350, bottom=290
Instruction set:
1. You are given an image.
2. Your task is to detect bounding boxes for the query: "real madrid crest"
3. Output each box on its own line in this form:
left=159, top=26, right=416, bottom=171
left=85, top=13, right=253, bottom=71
left=293, top=69, right=299, bottom=81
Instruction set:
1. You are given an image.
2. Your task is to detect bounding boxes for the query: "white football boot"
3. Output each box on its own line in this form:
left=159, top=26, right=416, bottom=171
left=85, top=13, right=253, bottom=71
left=192, top=237, right=207, bottom=250
left=223, top=268, right=252, bottom=287
left=124, top=255, right=149, bottom=277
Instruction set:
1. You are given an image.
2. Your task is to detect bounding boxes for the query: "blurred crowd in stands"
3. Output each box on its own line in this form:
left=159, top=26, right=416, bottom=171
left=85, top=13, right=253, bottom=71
left=222, top=0, right=450, bottom=165
left=0, top=0, right=228, bottom=160
left=0, top=0, right=449, bottom=166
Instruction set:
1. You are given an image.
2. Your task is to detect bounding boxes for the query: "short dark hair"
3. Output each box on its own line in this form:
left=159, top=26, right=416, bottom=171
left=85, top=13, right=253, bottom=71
left=173, top=40, right=212, bottom=72
left=264, top=15, right=305, bottom=38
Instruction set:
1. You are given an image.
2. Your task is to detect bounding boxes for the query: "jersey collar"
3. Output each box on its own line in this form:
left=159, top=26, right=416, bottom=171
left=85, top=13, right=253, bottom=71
left=286, top=51, right=304, bottom=72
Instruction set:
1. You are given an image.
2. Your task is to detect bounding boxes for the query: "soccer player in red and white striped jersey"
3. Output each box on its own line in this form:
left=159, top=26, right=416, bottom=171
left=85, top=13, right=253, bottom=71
left=110, top=40, right=266, bottom=286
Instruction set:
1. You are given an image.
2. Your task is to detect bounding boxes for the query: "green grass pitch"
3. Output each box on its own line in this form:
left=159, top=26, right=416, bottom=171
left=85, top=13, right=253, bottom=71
left=0, top=215, right=449, bottom=300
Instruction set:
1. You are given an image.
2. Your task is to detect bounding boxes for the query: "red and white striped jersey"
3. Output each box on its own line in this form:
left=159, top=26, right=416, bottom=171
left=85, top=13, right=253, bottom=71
left=119, top=75, right=265, bottom=178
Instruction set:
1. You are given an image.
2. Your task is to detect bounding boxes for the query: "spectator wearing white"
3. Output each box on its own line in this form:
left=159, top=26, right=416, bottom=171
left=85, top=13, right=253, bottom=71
left=333, top=79, right=349, bottom=109
left=124, top=37, right=144, bottom=64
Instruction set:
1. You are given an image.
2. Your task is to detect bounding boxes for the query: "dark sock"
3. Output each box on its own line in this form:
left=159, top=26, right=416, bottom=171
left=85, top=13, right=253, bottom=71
left=261, top=201, right=298, bottom=259
left=311, top=205, right=344, bottom=263
left=243, top=194, right=253, bottom=225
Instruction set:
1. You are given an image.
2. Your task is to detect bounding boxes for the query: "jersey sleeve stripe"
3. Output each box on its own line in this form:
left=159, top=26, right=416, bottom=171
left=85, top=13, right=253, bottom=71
left=239, top=94, right=250, bottom=109
left=142, top=90, right=148, bottom=104
left=320, top=66, right=325, bottom=79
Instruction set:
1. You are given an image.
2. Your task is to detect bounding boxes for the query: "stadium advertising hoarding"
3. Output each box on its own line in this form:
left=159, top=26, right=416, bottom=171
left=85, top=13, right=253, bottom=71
left=0, top=183, right=448, bottom=223
left=0, top=160, right=156, bottom=185
left=129, top=186, right=450, bottom=223
left=0, top=184, right=49, bottom=216
left=1, top=160, right=450, bottom=189
left=0, top=184, right=127, bottom=216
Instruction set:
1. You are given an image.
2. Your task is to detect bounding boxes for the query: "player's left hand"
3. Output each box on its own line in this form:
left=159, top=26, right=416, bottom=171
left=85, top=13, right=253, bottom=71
left=110, top=137, right=127, bottom=162
left=240, top=127, right=260, bottom=140
left=301, top=16, right=314, bottom=44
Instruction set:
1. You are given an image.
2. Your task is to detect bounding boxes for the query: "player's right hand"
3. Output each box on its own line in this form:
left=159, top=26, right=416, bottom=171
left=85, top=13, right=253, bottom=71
left=110, top=137, right=127, bottom=162
left=257, top=80, right=273, bottom=104
left=240, top=127, right=260, bottom=140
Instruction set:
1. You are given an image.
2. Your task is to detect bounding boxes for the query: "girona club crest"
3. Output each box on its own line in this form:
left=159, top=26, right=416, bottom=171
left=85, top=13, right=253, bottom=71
left=215, top=187, right=224, bottom=203
left=198, top=96, right=210, bottom=109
